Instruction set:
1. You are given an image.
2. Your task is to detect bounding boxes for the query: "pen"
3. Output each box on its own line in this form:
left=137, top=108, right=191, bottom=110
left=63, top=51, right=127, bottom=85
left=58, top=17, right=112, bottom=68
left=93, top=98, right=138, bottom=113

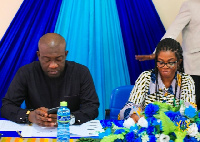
left=16, top=131, right=23, bottom=138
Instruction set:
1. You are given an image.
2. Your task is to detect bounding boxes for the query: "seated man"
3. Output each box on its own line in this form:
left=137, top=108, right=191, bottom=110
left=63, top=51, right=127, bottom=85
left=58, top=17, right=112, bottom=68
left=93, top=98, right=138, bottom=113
left=1, top=33, right=100, bottom=127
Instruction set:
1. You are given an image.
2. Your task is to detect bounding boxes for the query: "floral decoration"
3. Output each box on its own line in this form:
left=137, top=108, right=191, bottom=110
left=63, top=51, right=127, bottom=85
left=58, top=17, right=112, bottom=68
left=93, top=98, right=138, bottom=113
left=97, top=101, right=200, bottom=142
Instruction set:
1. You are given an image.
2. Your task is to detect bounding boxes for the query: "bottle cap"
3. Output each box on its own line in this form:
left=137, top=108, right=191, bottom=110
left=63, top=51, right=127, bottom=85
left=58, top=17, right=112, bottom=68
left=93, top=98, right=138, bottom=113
left=60, top=101, right=67, bottom=106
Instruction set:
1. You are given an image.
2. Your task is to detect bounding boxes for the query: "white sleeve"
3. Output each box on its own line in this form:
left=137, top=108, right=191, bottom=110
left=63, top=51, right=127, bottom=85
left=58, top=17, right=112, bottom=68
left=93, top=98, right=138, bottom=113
left=153, top=1, right=191, bottom=54
left=162, top=0, right=191, bottom=40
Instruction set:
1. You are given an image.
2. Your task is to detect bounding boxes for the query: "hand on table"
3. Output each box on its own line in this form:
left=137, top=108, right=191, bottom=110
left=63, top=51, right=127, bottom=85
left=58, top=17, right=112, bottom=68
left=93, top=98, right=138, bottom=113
left=28, top=107, right=57, bottom=127
left=130, top=113, right=144, bottom=123
left=135, top=54, right=155, bottom=61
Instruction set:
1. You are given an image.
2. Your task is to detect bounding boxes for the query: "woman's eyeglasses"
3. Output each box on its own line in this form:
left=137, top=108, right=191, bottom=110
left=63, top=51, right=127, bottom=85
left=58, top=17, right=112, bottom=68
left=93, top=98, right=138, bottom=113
left=156, top=61, right=178, bottom=68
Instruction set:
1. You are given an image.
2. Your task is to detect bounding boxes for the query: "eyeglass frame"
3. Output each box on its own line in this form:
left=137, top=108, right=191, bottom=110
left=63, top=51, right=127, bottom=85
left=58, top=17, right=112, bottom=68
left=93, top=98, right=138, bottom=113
left=156, top=61, right=178, bottom=68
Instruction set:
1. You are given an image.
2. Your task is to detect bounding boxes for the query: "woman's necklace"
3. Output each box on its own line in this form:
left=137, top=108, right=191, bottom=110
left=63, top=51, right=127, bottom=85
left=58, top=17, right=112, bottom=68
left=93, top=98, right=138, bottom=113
left=164, top=88, right=168, bottom=97
left=157, top=84, right=177, bottom=107
left=155, top=71, right=180, bottom=107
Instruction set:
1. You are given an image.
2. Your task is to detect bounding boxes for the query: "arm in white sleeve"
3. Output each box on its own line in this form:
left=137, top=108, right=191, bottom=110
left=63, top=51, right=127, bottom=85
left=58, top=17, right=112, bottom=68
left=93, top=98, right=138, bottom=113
left=153, top=1, right=191, bottom=54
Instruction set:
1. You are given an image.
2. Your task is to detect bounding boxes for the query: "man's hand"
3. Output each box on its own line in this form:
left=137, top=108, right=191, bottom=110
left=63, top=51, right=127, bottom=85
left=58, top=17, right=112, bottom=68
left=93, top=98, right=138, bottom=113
left=28, top=107, right=57, bottom=127
left=135, top=54, right=155, bottom=61
left=48, top=114, right=57, bottom=126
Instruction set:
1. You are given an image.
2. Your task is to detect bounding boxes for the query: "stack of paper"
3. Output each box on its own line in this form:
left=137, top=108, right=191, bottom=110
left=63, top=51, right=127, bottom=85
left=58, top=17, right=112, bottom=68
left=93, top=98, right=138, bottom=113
left=22, top=120, right=104, bottom=137
left=0, top=119, right=104, bottom=138
left=0, top=120, right=25, bottom=131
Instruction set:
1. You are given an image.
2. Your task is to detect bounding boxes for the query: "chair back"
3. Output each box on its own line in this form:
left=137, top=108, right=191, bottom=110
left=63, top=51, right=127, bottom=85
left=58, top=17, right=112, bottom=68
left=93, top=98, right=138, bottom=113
left=110, top=85, right=134, bottom=120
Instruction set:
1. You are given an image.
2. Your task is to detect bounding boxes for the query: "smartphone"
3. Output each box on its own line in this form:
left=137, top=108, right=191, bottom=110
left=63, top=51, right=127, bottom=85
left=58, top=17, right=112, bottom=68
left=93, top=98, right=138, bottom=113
left=47, top=107, right=59, bottom=114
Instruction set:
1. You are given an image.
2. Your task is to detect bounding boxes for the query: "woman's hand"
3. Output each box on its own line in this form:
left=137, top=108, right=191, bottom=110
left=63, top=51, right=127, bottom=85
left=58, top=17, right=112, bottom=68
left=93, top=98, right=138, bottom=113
left=130, top=113, right=140, bottom=123
left=130, top=113, right=144, bottom=123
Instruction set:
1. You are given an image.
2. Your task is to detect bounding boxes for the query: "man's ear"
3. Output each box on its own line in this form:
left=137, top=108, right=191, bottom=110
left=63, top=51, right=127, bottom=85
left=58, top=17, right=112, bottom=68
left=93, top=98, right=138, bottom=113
left=65, top=50, right=69, bottom=58
left=37, top=51, right=40, bottom=58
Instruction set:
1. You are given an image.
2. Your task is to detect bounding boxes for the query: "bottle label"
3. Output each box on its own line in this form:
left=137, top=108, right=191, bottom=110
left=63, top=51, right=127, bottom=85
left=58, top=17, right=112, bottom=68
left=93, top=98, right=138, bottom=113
left=57, top=115, right=70, bottom=123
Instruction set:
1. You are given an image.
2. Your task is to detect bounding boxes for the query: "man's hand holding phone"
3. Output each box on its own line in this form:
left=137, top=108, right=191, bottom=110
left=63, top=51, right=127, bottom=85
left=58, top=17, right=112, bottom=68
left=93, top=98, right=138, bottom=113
left=48, top=107, right=75, bottom=125
left=47, top=107, right=59, bottom=126
left=28, top=107, right=57, bottom=127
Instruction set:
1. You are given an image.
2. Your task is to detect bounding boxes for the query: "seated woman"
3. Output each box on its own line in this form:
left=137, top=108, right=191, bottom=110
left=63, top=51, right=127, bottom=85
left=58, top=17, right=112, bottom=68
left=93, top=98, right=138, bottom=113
left=119, top=38, right=196, bottom=122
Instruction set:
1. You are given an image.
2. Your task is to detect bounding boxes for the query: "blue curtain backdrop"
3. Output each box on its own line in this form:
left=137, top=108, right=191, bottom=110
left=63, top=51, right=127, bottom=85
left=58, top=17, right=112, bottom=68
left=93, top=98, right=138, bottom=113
left=54, top=0, right=130, bottom=120
left=116, top=0, right=165, bottom=84
left=0, top=0, right=165, bottom=119
left=0, top=0, right=62, bottom=115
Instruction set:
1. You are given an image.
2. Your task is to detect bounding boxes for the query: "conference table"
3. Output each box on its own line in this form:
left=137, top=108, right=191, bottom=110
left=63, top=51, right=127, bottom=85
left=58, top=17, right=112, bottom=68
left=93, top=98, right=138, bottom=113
left=0, top=137, right=59, bottom=142
left=0, top=129, right=78, bottom=142
left=0, top=119, right=123, bottom=142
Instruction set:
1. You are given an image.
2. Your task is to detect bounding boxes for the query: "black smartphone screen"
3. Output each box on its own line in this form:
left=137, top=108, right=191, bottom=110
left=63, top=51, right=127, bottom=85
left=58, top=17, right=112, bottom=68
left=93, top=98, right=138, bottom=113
left=47, top=107, right=59, bottom=114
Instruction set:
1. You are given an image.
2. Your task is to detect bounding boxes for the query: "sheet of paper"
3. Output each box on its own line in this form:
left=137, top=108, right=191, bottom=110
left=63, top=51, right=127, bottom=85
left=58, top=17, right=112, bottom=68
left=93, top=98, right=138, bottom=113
left=0, top=120, right=25, bottom=131
left=0, top=119, right=104, bottom=137
left=21, top=123, right=57, bottom=137
left=21, top=125, right=32, bottom=137
left=70, top=120, right=104, bottom=137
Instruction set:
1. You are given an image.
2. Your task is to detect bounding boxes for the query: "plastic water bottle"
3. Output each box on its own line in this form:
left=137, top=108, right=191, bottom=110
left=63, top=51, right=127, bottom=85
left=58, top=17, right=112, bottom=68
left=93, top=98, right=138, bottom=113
left=57, top=101, right=70, bottom=142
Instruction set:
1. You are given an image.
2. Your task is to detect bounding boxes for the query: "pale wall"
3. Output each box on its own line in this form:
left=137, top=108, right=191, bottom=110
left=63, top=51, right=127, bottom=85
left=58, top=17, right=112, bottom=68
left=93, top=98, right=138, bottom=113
left=0, top=0, right=23, bottom=40
left=0, top=0, right=186, bottom=42
left=153, top=0, right=186, bottom=44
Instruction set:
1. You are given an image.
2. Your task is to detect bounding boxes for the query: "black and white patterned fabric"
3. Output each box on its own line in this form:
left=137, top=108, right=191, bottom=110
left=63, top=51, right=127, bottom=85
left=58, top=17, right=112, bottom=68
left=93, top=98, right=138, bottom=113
left=120, top=69, right=195, bottom=120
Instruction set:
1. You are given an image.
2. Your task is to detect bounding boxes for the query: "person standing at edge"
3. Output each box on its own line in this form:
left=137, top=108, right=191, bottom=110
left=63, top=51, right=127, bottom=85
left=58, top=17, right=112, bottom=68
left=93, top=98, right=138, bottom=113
left=135, top=0, right=200, bottom=109
left=1, top=33, right=100, bottom=127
